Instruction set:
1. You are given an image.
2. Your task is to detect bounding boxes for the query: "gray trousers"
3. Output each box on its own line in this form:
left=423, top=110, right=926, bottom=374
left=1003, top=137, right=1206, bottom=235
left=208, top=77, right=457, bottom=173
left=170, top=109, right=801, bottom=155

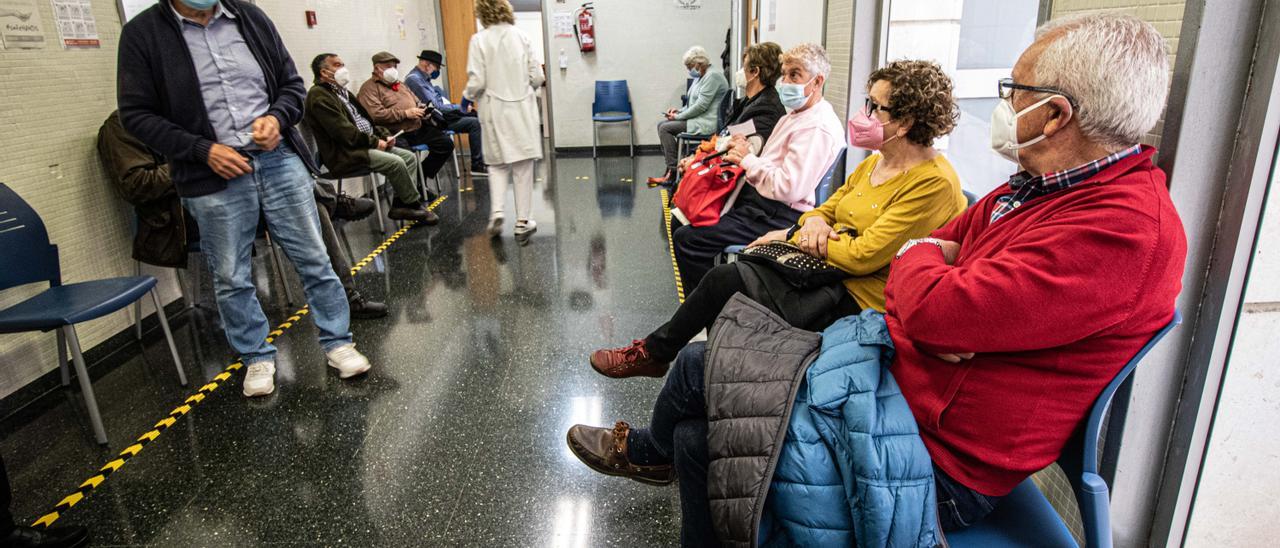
left=657, top=119, right=688, bottom=171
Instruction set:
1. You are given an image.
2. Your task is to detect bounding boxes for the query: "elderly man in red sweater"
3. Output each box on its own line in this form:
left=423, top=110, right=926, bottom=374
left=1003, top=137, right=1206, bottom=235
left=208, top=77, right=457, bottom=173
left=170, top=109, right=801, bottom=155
left=886, top=12, right=1187, bottom=528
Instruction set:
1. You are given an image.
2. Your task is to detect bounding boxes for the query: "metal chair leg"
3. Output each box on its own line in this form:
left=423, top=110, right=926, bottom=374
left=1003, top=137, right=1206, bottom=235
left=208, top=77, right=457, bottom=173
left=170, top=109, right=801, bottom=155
left=133, top=261, right=144, bottom=340
left=264, top=231, right=296, bottom=307
left=151, top=288, right=188, bottom=387
left=56, top=328, right=70, bottom=387
left=64, top=325, right=107, bottom=445
left=369, top=175, right=387, bottom=235
left=451, top=134, right=465, bottom=180
left=630, top=120, right=635, bottom=157
left=414, top=149, right=428, bottom=199
left=593, top=123, right=598, bottom=158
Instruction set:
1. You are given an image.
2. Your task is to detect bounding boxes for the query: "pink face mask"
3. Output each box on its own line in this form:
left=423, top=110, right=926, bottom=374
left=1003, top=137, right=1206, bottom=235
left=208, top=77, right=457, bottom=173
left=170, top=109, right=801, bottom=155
left=848, top=107, right=899, bottom=150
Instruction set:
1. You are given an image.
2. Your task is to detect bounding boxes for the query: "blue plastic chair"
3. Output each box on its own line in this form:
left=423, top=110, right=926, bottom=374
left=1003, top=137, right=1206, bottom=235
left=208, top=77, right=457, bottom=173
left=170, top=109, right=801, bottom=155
left=0, top=183, right=188, bottom=445
left=948, top=309, right=1183, bottom=548
left=592, top=80, right=635, bottom=158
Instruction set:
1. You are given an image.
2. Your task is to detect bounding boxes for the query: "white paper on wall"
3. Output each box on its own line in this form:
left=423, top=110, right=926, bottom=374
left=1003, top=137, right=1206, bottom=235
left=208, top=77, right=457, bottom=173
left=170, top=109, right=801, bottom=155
left=552, top=10, right=573, bottom=38
left=0, top=0, right=47, bottom=49
left=51, top=0, right=98, bottom=47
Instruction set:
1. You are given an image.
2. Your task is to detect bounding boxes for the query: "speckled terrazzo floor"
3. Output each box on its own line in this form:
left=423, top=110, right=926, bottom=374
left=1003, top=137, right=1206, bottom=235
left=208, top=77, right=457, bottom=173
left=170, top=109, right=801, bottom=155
left=0, top=152, right=686, bottom=546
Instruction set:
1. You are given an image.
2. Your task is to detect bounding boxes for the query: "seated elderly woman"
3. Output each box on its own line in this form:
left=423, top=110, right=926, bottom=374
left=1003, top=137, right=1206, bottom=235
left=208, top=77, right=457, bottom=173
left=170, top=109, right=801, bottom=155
left=668, top=43, right=846, bottom=290
left=587, top=59, right=965, bottom=381
left=670, top=41, right=787, bottom=174
left=650, top=46, right=729, bottom=185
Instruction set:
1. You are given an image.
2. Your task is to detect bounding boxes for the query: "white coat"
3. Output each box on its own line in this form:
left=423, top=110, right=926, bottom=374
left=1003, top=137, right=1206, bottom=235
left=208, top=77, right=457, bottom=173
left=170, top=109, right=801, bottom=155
left=463, top=23, right=545, bottom=165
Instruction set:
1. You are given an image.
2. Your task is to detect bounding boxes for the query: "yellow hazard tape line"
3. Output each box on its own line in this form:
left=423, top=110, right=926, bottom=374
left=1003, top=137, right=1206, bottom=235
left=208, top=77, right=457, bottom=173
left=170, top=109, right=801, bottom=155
left=659, top=189, right=686, bottom=303
left=32, top=196, right=448, bottom=529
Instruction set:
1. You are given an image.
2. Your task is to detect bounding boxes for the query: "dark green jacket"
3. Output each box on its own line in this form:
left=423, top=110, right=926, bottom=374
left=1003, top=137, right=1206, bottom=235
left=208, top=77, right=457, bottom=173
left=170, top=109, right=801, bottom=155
left=98, top=111, right=196, bottom=268
left=304, top=83, right=390, bottom=176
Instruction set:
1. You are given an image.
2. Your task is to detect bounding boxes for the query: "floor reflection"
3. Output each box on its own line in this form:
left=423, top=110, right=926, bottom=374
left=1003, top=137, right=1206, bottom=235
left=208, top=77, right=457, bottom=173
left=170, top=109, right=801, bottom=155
left=0, top=152, right=685, bottom=546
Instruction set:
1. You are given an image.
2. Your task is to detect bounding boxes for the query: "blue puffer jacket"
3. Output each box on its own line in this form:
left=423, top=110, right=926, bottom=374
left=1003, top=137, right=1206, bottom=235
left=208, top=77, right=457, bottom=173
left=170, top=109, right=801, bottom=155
left=762, top=310, right=942, bottom=547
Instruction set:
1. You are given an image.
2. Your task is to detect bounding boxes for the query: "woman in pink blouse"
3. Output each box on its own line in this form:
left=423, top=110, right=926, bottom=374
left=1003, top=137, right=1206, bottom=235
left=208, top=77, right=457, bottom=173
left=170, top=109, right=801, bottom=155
left=672, top=43, right=845, bottom=289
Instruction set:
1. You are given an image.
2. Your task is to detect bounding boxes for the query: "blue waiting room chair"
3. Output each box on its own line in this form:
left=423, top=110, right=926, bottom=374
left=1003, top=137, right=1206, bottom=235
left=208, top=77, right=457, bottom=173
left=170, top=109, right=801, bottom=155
left=592, top=80, right=635, bottom=158
left=948, top=309, right=1183, bottom=548
left=0, top=183, right=188, bottom=445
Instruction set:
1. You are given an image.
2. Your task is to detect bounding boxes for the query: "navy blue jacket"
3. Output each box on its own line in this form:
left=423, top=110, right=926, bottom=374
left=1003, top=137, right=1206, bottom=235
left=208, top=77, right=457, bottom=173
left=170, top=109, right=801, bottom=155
left=117, top=0, right=317, bottom=197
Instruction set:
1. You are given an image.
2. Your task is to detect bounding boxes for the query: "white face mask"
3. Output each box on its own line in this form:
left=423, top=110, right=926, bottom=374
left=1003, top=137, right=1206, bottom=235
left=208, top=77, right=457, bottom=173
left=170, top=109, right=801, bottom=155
left=734, top=68, right=748, bottom=90
left=382, top=67, right=401, bottom=84
left=989, top=95, right=1058, bottom=164
left=333, top=66, right=352, bottom=87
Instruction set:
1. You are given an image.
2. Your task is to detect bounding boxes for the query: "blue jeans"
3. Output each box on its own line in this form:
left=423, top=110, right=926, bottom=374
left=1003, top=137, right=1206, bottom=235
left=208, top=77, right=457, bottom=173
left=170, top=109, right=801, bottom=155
left=182, top=143, right=351, bottom=365
left=627, top=343, right=1000, bottom=546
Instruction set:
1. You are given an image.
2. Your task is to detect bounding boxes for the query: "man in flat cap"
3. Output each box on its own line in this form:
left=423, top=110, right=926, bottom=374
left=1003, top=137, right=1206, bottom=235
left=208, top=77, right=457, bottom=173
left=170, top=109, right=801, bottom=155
left=356, top=51, right=455, bottom=191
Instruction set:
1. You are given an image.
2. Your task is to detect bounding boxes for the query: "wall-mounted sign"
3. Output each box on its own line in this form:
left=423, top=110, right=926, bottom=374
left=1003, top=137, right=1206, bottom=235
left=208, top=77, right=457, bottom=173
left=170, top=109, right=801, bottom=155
left=51, top=0, right=99, bottom=48
left=0, top=0, right=47, bottom=49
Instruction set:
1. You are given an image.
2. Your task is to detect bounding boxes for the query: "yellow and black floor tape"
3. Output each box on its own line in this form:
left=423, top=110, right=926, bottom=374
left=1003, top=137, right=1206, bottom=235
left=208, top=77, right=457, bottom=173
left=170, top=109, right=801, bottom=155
left=32, top=195, right=448, bottom=528
left=659, top=189, right=686, bottom=303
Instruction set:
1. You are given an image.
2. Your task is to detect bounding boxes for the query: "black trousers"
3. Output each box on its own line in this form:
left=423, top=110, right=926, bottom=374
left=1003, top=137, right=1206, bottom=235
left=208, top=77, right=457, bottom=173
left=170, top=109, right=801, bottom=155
left=0, top=455, right=14, bottom=535
left=645, top=261, right=860, bottom=361
left=628, top=344, right=1002, bottom=547
left=401, top=124, right=454, bottom=179
left=672, top=185, right=802, bottom=289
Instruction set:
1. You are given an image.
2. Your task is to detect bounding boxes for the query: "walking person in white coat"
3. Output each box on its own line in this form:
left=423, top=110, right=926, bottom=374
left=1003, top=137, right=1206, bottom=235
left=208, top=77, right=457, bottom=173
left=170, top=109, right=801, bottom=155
left=465, top=0, right=546, bottom=238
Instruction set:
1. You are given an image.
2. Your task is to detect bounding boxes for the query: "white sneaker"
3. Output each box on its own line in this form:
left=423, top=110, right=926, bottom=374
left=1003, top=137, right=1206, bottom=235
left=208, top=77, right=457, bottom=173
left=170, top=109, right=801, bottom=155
left=326, top=343, right=372, bottom=379
left=243, top=361, right=276, bottom=397
left=514, top=219, right=538, bottom=236
left=487, top=215, right=504, bottom=238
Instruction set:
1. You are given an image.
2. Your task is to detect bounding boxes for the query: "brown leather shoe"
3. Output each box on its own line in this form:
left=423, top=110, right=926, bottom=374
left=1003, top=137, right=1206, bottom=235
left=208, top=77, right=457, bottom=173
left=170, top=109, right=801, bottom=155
left=590, top=339, right=669, bottom=378
left=566, top=421, right=675, bottom=486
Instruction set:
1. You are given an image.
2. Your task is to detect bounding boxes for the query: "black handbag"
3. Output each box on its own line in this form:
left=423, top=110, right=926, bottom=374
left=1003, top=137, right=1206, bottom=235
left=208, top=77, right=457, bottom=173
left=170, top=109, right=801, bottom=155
left=735, top=241, right=847, bottom=289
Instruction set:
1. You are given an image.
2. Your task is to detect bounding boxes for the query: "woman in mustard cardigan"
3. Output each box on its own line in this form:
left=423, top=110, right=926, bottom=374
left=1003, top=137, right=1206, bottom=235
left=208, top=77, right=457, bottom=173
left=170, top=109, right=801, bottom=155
left=589, top=60, right=967, bottom=378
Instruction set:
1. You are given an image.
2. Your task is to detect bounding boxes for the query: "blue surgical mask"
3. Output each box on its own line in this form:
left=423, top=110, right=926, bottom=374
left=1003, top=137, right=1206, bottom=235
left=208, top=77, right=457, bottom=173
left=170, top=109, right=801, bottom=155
left=430, top=69, right=441, bottom=80
left=179, top=0, right=219, bottom=9
left=777, top=77, right=816, bottom=110
left=689, top=68, right=702, bottom=79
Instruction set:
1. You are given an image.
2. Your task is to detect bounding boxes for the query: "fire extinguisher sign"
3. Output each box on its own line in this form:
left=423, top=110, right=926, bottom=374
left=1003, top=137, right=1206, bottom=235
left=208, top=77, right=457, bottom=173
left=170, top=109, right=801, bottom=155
left=673, top=0, right=702, bottom=9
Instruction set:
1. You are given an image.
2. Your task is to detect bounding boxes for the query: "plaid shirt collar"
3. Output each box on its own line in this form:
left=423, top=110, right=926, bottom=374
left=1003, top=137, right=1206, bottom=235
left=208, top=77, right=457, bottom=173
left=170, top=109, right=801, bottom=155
left=991, top=144, right=1142, bottom=223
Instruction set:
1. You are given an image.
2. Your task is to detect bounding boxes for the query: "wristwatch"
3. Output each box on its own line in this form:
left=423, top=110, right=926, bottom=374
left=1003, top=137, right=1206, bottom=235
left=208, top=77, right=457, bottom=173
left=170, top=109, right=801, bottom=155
left=896, top=237, right=945, bottom=258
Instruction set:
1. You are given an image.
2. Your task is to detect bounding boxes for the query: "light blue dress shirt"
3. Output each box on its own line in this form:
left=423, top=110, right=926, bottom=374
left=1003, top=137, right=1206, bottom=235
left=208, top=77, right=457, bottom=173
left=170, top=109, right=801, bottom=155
left=171, top=1, right=271, bottom=149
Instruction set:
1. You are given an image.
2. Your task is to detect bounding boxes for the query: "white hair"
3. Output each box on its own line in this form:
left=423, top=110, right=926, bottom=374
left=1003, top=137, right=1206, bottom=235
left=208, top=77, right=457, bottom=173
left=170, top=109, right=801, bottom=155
left=1033, top=13, right=1170, bottom=150
left=782, top=43, right=831, bottom=79
left=682, top=46, right=711, bottom=68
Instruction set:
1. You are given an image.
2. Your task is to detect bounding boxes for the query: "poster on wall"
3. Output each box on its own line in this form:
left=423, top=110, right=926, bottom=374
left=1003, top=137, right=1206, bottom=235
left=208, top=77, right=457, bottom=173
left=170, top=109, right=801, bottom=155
left=51, top=0, right=98, bottom=47
left=0, top=0, right=47, bottom=49
left=116, top=0, right=153, bottom=24
left=674, top=0, right=701, bottom=9
left=552, top=10, right=573, bottom=38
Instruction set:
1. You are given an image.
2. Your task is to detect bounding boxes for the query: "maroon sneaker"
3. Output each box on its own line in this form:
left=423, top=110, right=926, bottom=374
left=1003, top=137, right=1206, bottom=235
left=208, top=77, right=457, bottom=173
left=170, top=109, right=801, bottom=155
left=566, top=421, right=675, bottom=486
left=589, top=339, right=669, bottom=378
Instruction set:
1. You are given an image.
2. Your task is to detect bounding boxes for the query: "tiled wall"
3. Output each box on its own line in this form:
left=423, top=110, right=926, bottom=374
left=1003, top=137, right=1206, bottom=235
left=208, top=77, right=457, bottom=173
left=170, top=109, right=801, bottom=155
left=0, top=0, right=442, bottom=401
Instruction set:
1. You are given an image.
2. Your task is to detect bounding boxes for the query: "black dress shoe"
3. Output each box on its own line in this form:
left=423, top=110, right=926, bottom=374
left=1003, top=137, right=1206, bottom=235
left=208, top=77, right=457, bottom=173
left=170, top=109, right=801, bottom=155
left=471, top=163, right=488, bottom=174
left=1, top=525, right=89, bottom=548
left=388, top=199, right=439, bottom=225
left=334, top=193, right=376, bottom=221
left=347, top=289, right=388, bottom=320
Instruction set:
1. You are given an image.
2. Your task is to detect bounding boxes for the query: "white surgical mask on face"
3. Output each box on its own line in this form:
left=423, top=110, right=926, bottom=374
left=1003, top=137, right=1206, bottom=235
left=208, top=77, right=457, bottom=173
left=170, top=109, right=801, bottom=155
left=333, top=67, right=352, bottom=87
left=382, top=67, right=401, bottom=83
left=734, top=68, right=748, bottom=90
left=989, top=95, right=1056, bottom=164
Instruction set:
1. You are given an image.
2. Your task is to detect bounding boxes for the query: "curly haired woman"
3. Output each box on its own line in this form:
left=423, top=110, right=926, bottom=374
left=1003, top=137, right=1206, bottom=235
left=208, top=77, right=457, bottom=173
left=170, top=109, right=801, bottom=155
left=586, top=59, right=968, bottom=379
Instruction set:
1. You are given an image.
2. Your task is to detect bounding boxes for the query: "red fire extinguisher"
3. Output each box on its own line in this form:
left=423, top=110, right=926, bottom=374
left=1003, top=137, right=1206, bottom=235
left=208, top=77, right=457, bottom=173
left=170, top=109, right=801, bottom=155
left=575, top=3, right=596, bottom=53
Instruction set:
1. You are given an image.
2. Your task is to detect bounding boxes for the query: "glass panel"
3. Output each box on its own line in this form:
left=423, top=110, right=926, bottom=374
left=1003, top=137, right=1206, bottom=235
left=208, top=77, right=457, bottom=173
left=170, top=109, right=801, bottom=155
left=883, top=0, right=1041, bottom=197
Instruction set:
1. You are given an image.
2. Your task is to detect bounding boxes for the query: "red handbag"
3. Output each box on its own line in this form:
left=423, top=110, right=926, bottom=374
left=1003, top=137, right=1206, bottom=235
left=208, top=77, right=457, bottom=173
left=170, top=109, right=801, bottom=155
left=672, top=151, right=745, bottom=227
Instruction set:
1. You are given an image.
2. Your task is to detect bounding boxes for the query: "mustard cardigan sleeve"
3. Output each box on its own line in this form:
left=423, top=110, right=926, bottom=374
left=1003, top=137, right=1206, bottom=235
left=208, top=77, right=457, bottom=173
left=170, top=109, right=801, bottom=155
left=826, top=173, right=961, bottom=277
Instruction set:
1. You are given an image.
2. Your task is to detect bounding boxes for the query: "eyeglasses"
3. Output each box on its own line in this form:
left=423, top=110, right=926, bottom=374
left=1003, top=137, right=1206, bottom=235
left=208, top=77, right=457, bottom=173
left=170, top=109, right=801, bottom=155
left=997, top=78, right=1078, bottom=109
left=864, top=97, right=894, bottom=117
